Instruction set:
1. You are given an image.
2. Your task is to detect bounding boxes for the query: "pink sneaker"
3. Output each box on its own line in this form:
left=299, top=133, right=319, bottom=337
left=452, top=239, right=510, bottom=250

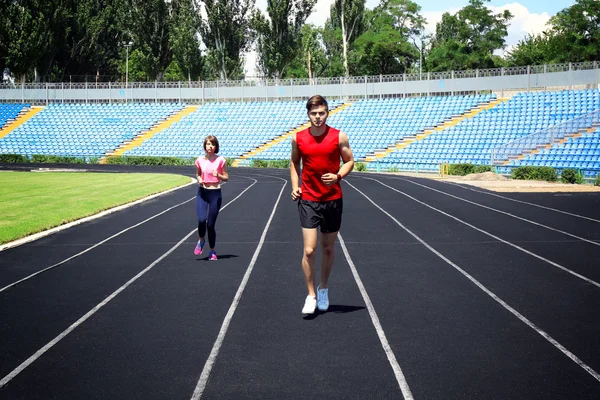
left=209, top=250, right=217, bottom=261
left=194, top=240, right=205, bottom=256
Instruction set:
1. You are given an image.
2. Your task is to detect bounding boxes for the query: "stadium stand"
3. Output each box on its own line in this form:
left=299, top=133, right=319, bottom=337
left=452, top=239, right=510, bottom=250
left=0, top=104, right=30, bottom=129
left=0, top=89, right=598, bottom=179
left=500, top=123, right=600, bottom=178
left=0, top=103, right=184, bottom=157
left=255, top=94, right=496, bottom=163
left=124, top=100, right=341, bottom=159
left=376, top=89, right=600, bottom=174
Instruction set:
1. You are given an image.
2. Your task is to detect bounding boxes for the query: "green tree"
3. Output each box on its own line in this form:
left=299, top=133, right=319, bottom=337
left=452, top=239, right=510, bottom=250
left=170, top=0, right=203, bottom=81
left=329, top=0, right=366, bottom=78
left=321, top=20, right=344, bottom=77
left=0, top=0, right=11, bottom=81
left=352, top=0, right=424, bottom=75
left=371, top=0, right=425, bottom=38
left=72, top=0, right=126, bottom=79
left=506, top=33, right=553, bottom=66
left=252, top=0, right=317, bottom=78
left=127, top=0, right=173, bottom=81
left=353, top=29, right=417, bottom=75
left=5, top=0, right=57, bottom=81
left=199, top=0, right=255, bottom=80
left=547, top=0, right=600, bottom=62
left=287, top=24, right=329, bottom=79
left=427, top=0, right=512, bottom=71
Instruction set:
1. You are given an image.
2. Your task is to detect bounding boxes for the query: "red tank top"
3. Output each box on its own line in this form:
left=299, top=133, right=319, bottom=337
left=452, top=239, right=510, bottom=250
left=296, top=125, right=343, bottom=201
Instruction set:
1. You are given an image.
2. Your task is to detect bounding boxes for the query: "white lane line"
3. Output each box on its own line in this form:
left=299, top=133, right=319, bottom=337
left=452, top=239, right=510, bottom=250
left=1, top=198, right=192, bottom=293
left=0, top=178, right=197, bottom=252
left=441, top=180, right=600, bottom=224
left=345, top=180, right=600, bottom=384
left=355, top=177, right=600, bottom=289
left=0, top=179, right=258, bottom=294
left=0, top=179, right=257, bottom=390
left=191, top=177, right=287, bottom=400
left=400, top=178, right=600, bottom=248
left=338, top=233, right=414, bottom=400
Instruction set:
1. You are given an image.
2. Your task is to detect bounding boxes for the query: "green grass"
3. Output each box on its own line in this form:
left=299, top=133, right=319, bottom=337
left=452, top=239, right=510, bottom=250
left=0, top=171, right=190, bottom=244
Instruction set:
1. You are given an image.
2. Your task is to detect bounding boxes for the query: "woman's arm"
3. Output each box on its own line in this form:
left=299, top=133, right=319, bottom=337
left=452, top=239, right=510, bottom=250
left=217, top=164, right=229, bottom=182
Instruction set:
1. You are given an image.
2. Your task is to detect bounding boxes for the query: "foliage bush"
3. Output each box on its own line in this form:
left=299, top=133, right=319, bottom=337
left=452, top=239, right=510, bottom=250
left=355, top=162, right=367, bottom=172
left=268, top=159, right=290, bottom=168
left=0, top=154, right=98, bottom=164
left=595, top=175, right=600, bottom=186
left=0, top=154, right=28, bottom=163
left=250, top=159, right=269, bottom=168
left=30, top=154, right=86, bottom=164
left=511, top=166, right=557, bottom=182
left=447, top=163, right=492, bottom=176
left=104, top=156, right=194, bottom=166
left=249, top=159, right=289, bottom=168
left=560, top=168, right=583, bottom=184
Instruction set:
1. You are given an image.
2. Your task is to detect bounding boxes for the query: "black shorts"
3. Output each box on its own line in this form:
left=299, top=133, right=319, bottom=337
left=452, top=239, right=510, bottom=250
left=298, top=198, right=343, bottom=233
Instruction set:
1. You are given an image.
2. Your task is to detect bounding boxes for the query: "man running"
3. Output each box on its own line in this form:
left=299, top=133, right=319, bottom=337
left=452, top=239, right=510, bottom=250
left=290, top=94, right=355, bottom=315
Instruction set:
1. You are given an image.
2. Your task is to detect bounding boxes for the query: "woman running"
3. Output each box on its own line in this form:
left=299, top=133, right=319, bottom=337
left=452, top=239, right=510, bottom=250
left=194, top=135, right=228, bottom=260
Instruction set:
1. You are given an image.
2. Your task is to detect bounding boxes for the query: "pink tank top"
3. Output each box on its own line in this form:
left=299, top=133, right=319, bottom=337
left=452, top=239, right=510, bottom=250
left=195, top=155, right=226, bottom=183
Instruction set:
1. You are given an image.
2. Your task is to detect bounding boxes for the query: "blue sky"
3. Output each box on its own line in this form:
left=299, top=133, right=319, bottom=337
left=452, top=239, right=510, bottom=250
left=414, top=0, right=574, bottom=15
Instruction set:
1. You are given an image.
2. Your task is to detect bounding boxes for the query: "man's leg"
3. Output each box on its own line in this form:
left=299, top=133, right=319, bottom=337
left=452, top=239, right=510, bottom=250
left=301, top=227, right=319, bottom=297
left=319, top=231, right=337, bottom=289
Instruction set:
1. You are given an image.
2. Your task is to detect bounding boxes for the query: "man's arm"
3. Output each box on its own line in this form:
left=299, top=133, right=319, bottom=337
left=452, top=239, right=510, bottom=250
left=337, top=131, right=354, bottom=179
left=321, top=131, right=354, bottom=186
left=290, top=133, right=302, bottom=200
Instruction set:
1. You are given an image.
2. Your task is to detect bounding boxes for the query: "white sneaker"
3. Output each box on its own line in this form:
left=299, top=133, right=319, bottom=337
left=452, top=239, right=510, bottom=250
left=317, top=286, right=329, bottom=311
left=302, top=295, right=317, bottom=314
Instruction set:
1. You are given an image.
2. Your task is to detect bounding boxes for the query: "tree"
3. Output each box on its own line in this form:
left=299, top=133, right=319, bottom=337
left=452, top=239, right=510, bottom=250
left=0, top=0, right=11, bottom=81
left=170, top=0, right=203, bottom=81
left=127, top=0, right=173, bottom=81
left=199, top=0, right=255, bottom=80
left=252, top=0, right=317, bottom=79
left=506, top=33, right=553, bottom=67
left=427, top=0, right=512, bottom=71
left=371, top=0, right=425, bottom=39
left=5, top=0, right=58, bottom=81
left=286, top=24, right=329, bottom=80
left=352, top=0, right=424, bottom=75
left=321, top=19, right=345, bottom=77
left=547, top=0, right=600, bottom=63
left=353, top=28, right=416, bottom=75
left=72, top=0, right=126, bottom=79
left=329, top=0, right=365, bottom=78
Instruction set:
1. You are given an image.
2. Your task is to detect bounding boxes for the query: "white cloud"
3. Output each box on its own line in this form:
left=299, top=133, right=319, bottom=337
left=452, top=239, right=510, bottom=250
left=489, top=3, right=551, bottom=55
left=305, top=0, right=336, bottom=27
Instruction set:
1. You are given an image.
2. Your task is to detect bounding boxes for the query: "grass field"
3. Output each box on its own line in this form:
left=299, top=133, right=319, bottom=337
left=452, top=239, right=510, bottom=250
left=0, top=171, right=191, bottom=244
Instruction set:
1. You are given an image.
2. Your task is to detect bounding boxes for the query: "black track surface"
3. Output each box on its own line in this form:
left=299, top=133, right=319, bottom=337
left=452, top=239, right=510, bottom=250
left=1, top=166, right=599, bottom=399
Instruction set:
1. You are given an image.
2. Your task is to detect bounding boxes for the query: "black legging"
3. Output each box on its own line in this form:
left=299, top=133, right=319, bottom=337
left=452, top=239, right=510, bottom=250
left=196, top=187, right=222, bottom=249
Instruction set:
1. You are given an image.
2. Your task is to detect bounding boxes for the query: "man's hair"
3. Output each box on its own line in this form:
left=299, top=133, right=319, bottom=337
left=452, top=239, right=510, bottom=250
left=204, top=135, right=219, bottom=154
left=306, top=95, right=329, bottom=112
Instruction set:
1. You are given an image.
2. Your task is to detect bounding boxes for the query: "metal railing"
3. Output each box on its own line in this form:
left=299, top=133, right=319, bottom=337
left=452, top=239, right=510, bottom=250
left=490, top=109, right=600, bottom=165
left=1, top=61, right=598, bottom=89
left=0, top=60, right=598, bottom=105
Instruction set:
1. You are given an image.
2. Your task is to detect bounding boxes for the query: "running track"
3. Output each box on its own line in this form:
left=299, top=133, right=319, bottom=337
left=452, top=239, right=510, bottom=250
left=1, top=166, right=599, bottom=399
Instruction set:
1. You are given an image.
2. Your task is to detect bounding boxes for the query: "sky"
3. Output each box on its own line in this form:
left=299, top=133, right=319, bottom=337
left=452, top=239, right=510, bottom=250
left=245, top=0, right=576, bottom=76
